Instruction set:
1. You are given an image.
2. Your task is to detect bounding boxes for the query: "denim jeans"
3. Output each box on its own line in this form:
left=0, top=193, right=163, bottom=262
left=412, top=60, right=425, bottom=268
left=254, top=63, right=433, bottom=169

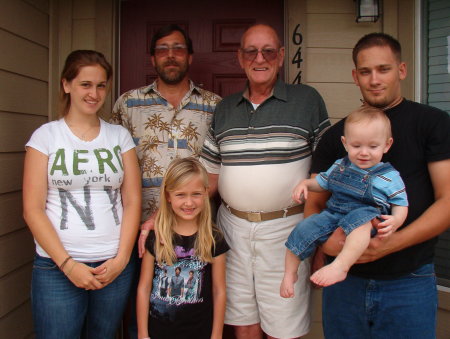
left=286, top=207, right=380, bottom=260
left=125, top=246, right=140, bottom=339
left=322, top=263, right=437, bottom=339
left=31, top=254, right=136, bottom=339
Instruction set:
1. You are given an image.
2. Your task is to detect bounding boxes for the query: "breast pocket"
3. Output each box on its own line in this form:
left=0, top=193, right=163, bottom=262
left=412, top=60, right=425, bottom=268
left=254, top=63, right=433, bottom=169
left=329, top=169, right=368, bottom=198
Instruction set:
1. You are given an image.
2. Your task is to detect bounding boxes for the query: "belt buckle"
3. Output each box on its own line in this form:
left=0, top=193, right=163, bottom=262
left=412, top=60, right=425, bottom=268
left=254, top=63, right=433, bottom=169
left=247, top=212, right=262, bottom=222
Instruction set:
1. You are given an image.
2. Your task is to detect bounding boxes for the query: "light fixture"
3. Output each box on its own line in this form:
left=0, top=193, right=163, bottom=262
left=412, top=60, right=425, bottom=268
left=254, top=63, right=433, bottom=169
left=355, top=0, right=380, bottom=23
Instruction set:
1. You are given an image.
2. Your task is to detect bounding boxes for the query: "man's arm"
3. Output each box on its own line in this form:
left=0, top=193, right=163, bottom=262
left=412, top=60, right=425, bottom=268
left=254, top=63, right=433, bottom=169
left=138, top=210, right=158, bottom=258
left=357, top=159, right=450, bottom=263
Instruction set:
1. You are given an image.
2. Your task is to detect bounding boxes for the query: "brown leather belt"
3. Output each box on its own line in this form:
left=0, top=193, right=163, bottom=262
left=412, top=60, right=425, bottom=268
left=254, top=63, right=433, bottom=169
left=223, top=201, right=304, bottom=222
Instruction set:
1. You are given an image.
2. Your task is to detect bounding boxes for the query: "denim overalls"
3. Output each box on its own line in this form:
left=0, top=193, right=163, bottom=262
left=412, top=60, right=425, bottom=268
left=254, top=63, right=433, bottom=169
left=286, top=156, right=395, bottom=260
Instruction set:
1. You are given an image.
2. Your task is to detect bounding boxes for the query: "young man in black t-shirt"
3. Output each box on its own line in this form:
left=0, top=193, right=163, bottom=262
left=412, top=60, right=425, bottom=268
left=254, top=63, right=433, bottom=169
left=307, top=33, right=450, bottom=338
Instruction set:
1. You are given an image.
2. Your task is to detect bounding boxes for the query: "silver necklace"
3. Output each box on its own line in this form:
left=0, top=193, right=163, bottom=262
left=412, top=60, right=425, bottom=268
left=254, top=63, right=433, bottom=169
left=66, top=120, right=100, bottom=141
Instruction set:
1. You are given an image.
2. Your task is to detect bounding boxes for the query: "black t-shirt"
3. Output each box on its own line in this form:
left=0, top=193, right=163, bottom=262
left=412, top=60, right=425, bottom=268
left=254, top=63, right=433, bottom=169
left=311, top=99, right=450, bottom=279
left=145, top=229, right=229, bottom=339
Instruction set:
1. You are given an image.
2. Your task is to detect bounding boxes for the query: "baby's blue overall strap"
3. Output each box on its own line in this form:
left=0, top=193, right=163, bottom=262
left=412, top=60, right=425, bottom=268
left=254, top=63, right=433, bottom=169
left=368, top=161, right=396, bottom=177
left=340, top=156, right=395, bottom=177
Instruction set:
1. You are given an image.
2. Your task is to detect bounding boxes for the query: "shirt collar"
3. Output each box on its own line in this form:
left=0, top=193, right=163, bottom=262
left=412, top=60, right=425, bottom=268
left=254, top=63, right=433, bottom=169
left=359, top=96, right=404, bottom=111
left=236, top=78, right=288, bottom=106
left=140, top=79, right=201, bottom=97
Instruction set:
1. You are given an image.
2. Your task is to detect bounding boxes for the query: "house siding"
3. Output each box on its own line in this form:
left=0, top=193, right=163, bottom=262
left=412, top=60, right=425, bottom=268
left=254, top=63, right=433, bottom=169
left=0, top=0, right=50, bottom=337
left=428, top=0, right=450, bottom=288
left=426, top=1, right=450, bottom=338
left=0, top=0, right=117, bottom=337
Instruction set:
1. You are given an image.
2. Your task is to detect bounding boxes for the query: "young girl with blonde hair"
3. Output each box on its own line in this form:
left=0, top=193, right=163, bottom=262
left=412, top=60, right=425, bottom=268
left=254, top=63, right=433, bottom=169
left=137, top=157, right=228, bottom=339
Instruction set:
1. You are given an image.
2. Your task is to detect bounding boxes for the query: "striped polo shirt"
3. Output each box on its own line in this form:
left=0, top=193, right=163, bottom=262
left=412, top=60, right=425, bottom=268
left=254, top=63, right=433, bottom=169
left=200, top=79, right=330, bottom=212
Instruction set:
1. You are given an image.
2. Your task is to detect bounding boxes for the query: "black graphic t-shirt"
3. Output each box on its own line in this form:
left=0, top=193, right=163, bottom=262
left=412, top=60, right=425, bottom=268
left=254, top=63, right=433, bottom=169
left=145, top=230, right=229, bottom=339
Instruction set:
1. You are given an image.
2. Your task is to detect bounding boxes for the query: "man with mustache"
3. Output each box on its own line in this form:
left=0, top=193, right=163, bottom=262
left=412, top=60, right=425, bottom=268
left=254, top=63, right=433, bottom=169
left=111, top=24, right=221, bottom=338
left=112, top=24, right=221, bottom=253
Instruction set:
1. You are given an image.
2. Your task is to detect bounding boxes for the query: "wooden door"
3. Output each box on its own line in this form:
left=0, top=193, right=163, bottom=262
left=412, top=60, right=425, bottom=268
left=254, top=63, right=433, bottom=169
left=120, top=2, right=283, bottom=338
left=119, top=0, right=284, bottom=98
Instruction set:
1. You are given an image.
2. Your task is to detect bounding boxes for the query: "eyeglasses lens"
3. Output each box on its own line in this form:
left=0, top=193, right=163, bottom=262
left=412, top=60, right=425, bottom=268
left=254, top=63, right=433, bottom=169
left=242, top=48, right=278, bottom=61
left=154, top=45, right=188, bottom=57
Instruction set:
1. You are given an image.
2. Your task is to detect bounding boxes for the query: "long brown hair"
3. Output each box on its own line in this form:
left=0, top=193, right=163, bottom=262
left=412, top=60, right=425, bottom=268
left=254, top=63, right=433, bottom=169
left=59, top=50, right=113, bottom=117
left=155, top=157, right=216, bottom=265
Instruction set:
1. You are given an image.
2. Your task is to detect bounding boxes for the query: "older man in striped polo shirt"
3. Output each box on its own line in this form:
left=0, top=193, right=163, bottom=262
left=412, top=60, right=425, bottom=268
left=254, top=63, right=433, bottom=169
left=200, top=24, right=330, bottom=339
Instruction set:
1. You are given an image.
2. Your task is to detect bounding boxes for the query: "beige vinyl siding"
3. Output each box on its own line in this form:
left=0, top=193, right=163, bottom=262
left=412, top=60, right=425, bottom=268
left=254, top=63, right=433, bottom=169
left=0, top=0, right=50, bottom=337
left=286, top=0, right=415, bottom=123
left=0, top=0, right=118, bottom=337
left=52, top=0, right=118, bottom=120
left=303, top=1, right=381, bottom=121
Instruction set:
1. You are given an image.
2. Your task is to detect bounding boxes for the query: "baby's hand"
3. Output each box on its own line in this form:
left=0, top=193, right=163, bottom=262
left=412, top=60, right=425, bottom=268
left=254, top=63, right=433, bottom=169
left=280, top=272, right=298, bottom=298
left=292, top=182, right=308, bottom=204
left=375, top=215, right=398, bottom=238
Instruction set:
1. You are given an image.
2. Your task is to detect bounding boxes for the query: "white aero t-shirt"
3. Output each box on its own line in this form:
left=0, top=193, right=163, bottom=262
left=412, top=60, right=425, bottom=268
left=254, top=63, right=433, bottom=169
left=25, top=118, right=136, bottom=262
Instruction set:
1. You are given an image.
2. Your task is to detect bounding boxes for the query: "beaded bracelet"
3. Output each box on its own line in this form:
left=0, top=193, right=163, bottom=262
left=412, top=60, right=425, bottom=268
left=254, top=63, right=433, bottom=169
left=59, top=256, right=72, bottom=271
left=66, top=261, right=78, bottom=277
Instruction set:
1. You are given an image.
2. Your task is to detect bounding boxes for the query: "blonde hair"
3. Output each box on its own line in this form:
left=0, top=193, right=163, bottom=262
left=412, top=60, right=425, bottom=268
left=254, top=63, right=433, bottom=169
left=344, top=106, right=392, bottom=139
left=154, top=157, right=216, bottom=265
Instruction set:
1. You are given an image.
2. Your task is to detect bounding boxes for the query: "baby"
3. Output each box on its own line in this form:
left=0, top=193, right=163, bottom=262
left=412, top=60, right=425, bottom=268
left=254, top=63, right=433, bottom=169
left=281, top=106, right=408, bottom=297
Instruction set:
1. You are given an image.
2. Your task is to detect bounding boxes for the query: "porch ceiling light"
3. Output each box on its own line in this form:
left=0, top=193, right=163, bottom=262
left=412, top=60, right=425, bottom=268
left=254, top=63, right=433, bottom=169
left=355, top=0, right=380, bottom=23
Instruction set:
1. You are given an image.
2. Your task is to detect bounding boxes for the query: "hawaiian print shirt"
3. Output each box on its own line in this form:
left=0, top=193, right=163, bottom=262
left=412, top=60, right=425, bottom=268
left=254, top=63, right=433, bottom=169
left=111, top=80, right=221, bottom=220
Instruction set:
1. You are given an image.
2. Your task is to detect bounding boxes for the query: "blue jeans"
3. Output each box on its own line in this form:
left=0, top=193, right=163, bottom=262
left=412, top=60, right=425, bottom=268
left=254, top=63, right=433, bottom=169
left=286, top=207, right=379, bottom=260
left=322, top=263, right=437, bottom=339
left=31, top=254, right=135, bottom=339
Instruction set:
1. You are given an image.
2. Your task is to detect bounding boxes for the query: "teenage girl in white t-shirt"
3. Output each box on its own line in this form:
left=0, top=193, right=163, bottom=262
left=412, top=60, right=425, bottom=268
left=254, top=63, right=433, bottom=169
left=23, top=50, right=141, bottom=338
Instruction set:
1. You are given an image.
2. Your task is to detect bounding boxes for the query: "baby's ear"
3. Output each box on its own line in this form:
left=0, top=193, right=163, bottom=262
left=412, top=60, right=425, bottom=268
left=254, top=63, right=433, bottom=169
left=384, top=137, right=393, bottom=153
left=341, top=136, right=348, bottom=151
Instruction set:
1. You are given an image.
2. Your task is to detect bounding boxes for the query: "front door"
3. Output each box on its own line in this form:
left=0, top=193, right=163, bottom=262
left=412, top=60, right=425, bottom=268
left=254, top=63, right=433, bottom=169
left=119, top=0, right=284, bottom=97
left=120, top=2, right=284, bottom=338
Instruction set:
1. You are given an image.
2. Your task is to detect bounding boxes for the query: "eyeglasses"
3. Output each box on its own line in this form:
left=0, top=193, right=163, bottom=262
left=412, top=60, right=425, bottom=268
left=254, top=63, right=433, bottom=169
left=154, top=44, right=188, bottom=57
left=240, top=48, right=279, bottom=62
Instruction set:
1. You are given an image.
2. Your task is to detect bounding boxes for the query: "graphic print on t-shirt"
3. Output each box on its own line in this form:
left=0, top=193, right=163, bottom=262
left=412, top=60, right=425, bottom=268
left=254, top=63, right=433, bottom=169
left=150, top=245, right=206, bottom=322
left=49, top=146, right=124, bottom=230
left=25, top=119, right=136, bottom=261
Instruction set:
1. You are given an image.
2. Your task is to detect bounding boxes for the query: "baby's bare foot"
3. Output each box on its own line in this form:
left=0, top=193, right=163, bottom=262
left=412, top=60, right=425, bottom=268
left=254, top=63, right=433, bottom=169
left=310, top=261, right=348, bottom=287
